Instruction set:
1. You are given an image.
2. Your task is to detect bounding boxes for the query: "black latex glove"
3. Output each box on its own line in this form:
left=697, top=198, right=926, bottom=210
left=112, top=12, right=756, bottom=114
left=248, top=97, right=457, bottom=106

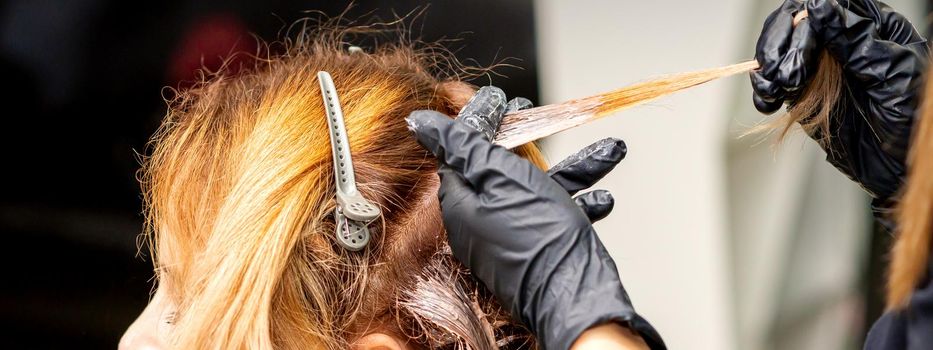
left=405, top=87, right=664, bottom=350
left=549, top=137, right=624, bottom=223
left=458, top=86, right=620, bottom=222
left=752, top=0, right=929, bottom=205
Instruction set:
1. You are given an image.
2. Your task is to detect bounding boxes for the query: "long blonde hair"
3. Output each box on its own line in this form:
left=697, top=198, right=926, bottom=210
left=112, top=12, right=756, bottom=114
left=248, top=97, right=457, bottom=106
left=887, top=64, right=933, bottom=310
left=140, top=26, right=544, bottom=349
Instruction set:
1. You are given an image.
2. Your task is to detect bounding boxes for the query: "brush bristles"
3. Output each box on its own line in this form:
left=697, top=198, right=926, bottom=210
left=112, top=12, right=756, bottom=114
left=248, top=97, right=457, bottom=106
left=493, top=60, right=760, bottom=149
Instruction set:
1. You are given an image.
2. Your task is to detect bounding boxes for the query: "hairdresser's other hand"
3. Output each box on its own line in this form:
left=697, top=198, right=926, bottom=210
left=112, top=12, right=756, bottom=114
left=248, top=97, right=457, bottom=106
left=752, top=0, right=928, bottom=206
left=405, top=90, right=664, bottom=350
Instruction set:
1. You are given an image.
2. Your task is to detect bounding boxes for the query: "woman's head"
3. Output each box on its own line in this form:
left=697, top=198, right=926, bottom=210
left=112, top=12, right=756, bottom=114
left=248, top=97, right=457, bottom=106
left=124, top=27, right=544, bottom=349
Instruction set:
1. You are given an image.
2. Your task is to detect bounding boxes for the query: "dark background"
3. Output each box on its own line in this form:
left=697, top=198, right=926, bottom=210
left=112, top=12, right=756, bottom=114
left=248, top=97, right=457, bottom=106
left=0, top=1, right=538, bottom=348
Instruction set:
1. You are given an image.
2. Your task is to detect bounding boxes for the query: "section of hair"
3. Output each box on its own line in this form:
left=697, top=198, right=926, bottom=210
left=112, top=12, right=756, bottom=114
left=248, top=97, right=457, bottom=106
left=495, top=60, right=758, bottom=149
left=139, top=23, right=544, bottom=349
left=887, top=64, right=933, bottom=309
left=397, top=253, right=534, bottom=350
left=750, top=51, right=844, bottom=146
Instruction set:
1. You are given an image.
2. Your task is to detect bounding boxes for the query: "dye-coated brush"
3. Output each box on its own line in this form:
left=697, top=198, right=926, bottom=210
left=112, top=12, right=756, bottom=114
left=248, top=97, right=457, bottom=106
left=493, top=60, right=761, bottom=149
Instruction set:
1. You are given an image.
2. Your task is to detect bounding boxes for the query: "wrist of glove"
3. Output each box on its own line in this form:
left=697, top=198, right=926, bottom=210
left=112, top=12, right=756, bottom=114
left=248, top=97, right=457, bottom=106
left=406, top=86, right=664, bottom=350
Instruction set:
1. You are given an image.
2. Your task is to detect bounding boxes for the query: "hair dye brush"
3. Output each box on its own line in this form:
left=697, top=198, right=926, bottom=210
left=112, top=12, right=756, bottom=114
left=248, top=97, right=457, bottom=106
left=493, top=60, right=760, bottom=148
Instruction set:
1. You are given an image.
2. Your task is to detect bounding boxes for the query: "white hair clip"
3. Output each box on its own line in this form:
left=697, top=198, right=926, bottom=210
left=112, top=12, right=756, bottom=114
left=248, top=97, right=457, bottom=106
left=318, top=71, right=382, bottom=251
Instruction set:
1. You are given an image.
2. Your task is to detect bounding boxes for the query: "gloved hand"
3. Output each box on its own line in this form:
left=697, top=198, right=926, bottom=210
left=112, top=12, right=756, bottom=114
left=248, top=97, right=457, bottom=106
left=456, top=86, right=620, bottom=222
left=405, top=86, right=664, bottom=350
left=752, top=0, right=928, bottom=205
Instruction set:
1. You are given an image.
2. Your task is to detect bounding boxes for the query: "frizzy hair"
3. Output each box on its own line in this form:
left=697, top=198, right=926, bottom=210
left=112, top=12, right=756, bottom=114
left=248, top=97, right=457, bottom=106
left=139, top=23, right=545, bottom=349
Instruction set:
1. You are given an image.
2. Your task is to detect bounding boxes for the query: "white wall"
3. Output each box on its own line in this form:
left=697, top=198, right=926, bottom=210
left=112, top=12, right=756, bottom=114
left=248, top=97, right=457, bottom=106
left=534, top=1, right=753, bottom=348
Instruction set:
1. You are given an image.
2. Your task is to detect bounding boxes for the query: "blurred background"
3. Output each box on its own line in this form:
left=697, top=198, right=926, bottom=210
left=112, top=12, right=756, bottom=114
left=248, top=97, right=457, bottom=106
left=0, top=0, right=928, bottom=349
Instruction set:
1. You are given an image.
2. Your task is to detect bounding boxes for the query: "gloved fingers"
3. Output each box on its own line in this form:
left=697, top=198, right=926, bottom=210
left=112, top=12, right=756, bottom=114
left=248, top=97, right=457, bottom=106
left=547, top=138, right=627, bottom=195
left=753, top=92, right=785, bottom=115
left=774, top=18, right=821, bottom=91
left=573, top=190, right=615, bottom=223
left=807, top=0, right=927, bottom=132
left=751, top=71, right=786, bottom=114
left=407, top=110, right=550, bottom=195
left=456, top=86, right=508, bottom=141
left=755, top=0, right=806, bottom=78
left=829, top=0, right=925, bottom=45
left=505, top=97, right=533, bottom=114
left=807, top=0, right=915, bottom=85
left=806, top=0, right=867, bottom=62
left=750, top=70, right=787, bottom=101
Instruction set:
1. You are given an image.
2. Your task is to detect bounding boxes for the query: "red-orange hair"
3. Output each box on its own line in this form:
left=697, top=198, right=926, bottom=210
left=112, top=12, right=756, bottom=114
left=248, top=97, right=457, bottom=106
left=140, top=26, right=544, bottom=349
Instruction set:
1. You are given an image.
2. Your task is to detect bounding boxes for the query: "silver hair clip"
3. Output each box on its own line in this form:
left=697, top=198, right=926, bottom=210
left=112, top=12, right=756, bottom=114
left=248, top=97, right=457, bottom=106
left=318, top=71, right=382, bottom=251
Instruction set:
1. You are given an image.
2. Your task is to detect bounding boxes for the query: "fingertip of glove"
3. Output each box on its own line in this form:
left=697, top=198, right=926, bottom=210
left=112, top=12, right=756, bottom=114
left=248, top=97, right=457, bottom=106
left=476, top=85, right=507, bottom=100
left=594, top=137, right=628, bottom=161
left=505, top=97, right=534, bottom=113
left=407, top=110, right=450, bottom=132
left=574, top=190, right=615, bottom=222
left=589, top=189, right=615, bottom=207
left=753, top=92, right=785, bottom=115
left=406, top=110, right=453, bottom=152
